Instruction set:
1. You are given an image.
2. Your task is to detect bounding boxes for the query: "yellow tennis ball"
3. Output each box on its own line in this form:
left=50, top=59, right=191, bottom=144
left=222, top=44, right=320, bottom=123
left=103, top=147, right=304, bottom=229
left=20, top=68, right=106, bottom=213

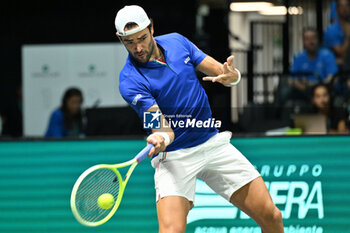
left=97, top=193, right=115, bottom=209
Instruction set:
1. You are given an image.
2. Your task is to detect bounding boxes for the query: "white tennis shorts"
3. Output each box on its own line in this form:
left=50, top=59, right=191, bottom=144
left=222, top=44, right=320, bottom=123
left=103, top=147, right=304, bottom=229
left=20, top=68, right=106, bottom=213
left=151, top=131, right=261, bottom=203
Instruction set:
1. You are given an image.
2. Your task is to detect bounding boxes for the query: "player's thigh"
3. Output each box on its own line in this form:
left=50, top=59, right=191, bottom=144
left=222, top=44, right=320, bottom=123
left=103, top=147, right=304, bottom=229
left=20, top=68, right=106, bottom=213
left=199, top=141, right=260, bottom=201
left=230, top=176, right=276, bottom=222
left=156, top=196, right=192, bottom=232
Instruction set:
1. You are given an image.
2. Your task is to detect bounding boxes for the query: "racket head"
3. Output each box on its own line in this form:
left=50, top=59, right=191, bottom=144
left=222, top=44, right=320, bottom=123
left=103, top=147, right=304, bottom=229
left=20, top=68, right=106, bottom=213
left=70, top=165, right=125, bottom=227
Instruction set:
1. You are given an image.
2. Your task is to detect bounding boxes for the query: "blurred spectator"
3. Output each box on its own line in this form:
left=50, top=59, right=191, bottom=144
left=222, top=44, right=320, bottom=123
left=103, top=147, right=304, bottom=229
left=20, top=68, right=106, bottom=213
left=291, top=27, right=338, bottom=85
left=284, top=27, right=338, bottom=103
left=311, top=83, right=349, bottom=134
left=45, top=88, right=84, bottom=138
left=324, top=0, right=350, bottom=67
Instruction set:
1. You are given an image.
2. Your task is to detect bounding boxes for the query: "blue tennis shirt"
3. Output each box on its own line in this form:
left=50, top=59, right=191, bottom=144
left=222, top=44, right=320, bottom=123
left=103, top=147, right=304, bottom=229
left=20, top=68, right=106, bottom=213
left=291, top=48, right=338, bottom=82
left=45, top=109, right=69, bottom=138
left=323, top=21, right=345, bottom=49
left=119, top=33, right=218, bottom=152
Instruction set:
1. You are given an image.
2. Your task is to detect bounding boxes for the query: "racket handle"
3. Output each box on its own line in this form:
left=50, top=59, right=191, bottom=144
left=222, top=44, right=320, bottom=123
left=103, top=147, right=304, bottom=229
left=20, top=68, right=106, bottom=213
left=135, top=144, right=154, bottom=163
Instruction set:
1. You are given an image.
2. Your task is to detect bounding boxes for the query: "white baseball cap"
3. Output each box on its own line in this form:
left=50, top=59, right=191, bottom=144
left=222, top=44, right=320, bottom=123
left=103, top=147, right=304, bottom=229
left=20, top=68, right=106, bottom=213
left=115, top=5, right=151, bottom=36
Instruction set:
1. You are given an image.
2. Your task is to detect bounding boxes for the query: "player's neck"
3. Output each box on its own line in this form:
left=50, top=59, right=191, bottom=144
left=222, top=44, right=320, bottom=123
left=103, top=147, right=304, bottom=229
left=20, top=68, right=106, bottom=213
left=149, top=41, right=164, bottom=62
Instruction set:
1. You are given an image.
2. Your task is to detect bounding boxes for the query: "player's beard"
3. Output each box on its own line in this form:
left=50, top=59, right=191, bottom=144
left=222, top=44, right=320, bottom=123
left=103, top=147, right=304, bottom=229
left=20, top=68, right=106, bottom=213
left=132, top=39, right=155, bottom=64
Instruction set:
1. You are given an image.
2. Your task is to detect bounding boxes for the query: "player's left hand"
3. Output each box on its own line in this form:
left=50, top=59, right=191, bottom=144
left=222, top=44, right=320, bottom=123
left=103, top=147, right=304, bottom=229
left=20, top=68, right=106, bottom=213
left=202, top=55, right=239, bottom=86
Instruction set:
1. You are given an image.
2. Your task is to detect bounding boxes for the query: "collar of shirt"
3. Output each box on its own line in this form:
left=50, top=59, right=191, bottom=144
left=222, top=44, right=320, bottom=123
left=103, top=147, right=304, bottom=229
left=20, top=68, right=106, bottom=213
left=129, top=42, right=168, bottom=68
left=302, top=49, right=320, bottom=63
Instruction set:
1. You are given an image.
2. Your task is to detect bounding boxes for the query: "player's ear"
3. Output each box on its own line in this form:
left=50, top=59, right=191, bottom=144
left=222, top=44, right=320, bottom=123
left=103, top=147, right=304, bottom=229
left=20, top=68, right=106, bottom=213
left=116, top=33, right=123, bottom=43
left=150, top=24, right=154, bottom=36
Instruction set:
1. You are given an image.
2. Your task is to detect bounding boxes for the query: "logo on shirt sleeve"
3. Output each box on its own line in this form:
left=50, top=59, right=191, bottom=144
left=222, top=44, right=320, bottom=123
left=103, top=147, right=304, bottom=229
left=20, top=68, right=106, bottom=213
left=143, top=110, right=161, bottom=129
left=184, top=56, right=191, bottom=64
left=132, top=94, right=142, bottom=105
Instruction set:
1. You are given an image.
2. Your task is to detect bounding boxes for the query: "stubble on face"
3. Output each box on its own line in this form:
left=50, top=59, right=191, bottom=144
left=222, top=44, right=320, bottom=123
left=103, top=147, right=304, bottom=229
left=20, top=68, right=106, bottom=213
left=136, top=37, right=154, bottom=63
left=120, top=26, right=155, bottom=64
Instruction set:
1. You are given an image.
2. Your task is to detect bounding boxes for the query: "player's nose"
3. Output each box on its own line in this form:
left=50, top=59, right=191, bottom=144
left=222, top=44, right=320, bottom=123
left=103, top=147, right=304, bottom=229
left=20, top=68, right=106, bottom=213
left=135, top=43, right=143, bottom=53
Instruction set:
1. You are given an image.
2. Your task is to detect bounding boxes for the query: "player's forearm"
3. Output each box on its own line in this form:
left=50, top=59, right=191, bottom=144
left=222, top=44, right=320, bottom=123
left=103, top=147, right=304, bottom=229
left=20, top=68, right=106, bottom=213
left=147, top=105, right=175, bottom=146
left=151, top=109, right=175, bottom=146
left=196, top=56, right=224, bottom=76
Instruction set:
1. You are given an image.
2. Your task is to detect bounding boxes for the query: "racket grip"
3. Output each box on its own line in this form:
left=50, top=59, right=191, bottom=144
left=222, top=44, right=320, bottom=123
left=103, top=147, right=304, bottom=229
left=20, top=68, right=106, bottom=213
left=135, top=144, right=154, bottom=163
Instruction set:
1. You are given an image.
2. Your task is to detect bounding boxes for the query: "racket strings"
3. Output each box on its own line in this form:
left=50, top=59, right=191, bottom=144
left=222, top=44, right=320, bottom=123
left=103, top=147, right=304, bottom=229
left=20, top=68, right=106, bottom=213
left=75, top=168, right=120, bottom=223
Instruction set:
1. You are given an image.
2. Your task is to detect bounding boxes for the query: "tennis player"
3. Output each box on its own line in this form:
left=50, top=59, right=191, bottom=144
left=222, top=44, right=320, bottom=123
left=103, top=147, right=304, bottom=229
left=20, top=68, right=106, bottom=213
left=116, top=5, right=284, bottom=233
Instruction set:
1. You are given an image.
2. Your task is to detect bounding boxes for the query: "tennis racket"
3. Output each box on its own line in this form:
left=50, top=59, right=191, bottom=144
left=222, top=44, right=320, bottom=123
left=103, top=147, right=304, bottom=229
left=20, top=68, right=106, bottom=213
left=70, top=143, right=154, bottom=227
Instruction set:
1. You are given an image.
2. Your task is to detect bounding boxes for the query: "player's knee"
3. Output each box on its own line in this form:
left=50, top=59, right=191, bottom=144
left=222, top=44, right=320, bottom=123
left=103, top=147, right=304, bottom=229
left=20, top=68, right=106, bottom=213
left=159, top=224, right=186, bottom=233
left=159, top=219, right=186, bottom=233
left=261, top=206, right=282, bottom=225
left=271, top=207, right=283, bottom=223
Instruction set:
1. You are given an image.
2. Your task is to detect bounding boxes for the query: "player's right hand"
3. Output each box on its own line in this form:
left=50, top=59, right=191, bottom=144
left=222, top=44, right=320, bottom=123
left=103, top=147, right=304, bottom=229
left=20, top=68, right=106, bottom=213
left=146, top=133, right=167, bottom=158
left=202, top=55, right=239, bottom=86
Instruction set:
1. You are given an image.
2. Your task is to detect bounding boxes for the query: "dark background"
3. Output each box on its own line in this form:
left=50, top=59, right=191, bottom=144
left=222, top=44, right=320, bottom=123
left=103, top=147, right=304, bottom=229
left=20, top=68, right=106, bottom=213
left=1, top=0, right=197, bottom=93
left=1, top=0, right=231, bottom=137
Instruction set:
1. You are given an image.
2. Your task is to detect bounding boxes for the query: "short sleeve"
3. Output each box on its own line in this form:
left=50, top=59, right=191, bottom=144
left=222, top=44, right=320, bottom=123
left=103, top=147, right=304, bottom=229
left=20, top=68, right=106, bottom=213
left=119, top=75, right=157, bottom=119
left=45, top=110, right=65, bottom=138
left=180, top=34, right=207, bottom=67
left=323, top=27, right=343, bottom=48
